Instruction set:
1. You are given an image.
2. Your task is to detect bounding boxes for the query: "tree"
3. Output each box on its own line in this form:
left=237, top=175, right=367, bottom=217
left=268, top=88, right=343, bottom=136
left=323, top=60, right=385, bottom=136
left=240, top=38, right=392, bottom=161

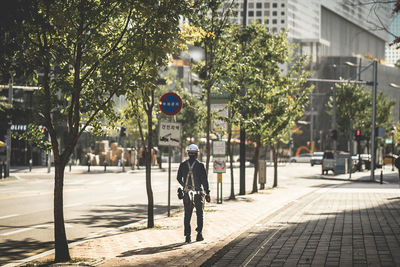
left=176, top=89, right=207, bottom=151
left=191, top=0, right=235, bottom=174
left=4, top=0, right=191, bottom=262
left=329, top=83, right=371, bottom=138
left=215, top=24, right=312, bottom=193
left=329, top=82, right=395, bottom=150
left=347, top=1, right=400, bottom=48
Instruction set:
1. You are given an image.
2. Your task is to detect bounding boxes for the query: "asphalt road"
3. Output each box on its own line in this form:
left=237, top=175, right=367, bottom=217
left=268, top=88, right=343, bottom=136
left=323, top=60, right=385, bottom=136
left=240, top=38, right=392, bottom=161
left=0, top=162, right=321, bottom=265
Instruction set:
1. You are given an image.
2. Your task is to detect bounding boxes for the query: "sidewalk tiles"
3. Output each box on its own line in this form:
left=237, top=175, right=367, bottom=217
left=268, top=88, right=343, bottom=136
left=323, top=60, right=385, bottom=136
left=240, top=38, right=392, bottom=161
left=16, top=171, right=400, bottom=267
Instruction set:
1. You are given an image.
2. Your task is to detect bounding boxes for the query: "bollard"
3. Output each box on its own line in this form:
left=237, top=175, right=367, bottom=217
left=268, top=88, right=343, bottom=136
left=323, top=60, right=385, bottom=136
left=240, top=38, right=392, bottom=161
left=104, top=161, right=108, bottom=172
left=380, top=170, right=383, bottom=184
left=87, top=162, right=91, bottom=172
left=29, top=159, right=32, bottom=172
left=0, top=163, right=2, bottom=179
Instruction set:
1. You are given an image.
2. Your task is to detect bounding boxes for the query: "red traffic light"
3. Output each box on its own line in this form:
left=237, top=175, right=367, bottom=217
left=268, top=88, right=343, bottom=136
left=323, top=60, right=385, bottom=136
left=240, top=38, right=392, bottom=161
left=356, top=130, right=361, bottom=136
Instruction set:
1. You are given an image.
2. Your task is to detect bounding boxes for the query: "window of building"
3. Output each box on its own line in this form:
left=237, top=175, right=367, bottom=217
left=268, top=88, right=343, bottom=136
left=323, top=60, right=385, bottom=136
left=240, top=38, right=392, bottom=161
left=281, top=3, right=285, bottom=7
left=264, top=3, right=270, bottom=8
left=256, top=10, right=262, bottom=16
left=264, top=10, right=270, bottom=16
left=272, top=11, right=277, bottom=16
left=272, top=19, right=277, bottom=24
left=272, top=3, right=277, bottom=8
left=281, top=11, right=285, bottom=16
left=248, top=2, right=254, bottom=8
left=281, top=19, right=285, bottom=24
left=249, top=10, right=254, bottom=17
left=256, top=2, right=262, bottom=8
left=272, top=27, right=277, bottom=32
left=266, top=19, right=270, bottom=24
left=241, top=11, right=244, bottom=17
left=256, top=18, right=262, bottom=23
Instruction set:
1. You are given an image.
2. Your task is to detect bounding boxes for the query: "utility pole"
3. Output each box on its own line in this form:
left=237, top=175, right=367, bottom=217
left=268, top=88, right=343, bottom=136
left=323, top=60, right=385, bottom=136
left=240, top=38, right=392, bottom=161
left=349, top=119, right=353, bottom=178
left=310, top=93, right=314, bottom=153
left=239, top=0, right=248, bottom=195
left=6, top=78, right=13, bottom=178
left=371, top=60, right=378, bottom=181
left=332, top=64, right=337, bottom=152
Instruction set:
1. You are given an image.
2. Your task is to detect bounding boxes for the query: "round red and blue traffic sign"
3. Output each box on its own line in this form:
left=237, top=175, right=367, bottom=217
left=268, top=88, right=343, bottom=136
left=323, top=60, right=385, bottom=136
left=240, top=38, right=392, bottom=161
left=159, top=92, right=182, bottom=116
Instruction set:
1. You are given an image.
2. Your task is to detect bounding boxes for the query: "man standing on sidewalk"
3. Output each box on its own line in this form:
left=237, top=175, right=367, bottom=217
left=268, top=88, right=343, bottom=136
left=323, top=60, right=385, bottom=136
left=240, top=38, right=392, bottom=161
left=177, top=144, right=211, bottom=243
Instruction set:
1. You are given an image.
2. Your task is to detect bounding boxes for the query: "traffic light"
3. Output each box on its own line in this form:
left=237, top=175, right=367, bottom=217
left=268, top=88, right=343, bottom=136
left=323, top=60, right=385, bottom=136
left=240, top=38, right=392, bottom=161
left=355, top=129, right=361, bottom=141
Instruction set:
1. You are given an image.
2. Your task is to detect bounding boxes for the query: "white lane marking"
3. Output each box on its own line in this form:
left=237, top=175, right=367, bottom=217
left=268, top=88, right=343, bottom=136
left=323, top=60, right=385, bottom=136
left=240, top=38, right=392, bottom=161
left=108, top=196, right=126, bottom=201
left=20, top=191, right=40, bottom=194
left=1, top=228, right=32, bottom=236
left=13, top=175, right=23, bottom=180
left=87, top=181, right=103, bottom=185
left=1, top=223, right=72, bottom=236
left=65, top=203, right=82, bottom=208
left=0, top=214, right=20, bottom=220
left=115, top=187, right=130, bottom=192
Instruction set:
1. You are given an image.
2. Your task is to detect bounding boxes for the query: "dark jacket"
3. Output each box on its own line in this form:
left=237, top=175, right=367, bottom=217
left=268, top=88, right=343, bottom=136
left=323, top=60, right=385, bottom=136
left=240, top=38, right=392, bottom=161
left=177, top=158, right=210, bottom=194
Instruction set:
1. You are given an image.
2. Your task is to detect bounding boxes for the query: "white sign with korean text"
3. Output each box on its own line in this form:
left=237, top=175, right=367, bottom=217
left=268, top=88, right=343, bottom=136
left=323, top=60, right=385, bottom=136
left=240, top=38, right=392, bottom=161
left=213, top=141, right=226, bottom=155
left=158, top=122, right=181, bottom=147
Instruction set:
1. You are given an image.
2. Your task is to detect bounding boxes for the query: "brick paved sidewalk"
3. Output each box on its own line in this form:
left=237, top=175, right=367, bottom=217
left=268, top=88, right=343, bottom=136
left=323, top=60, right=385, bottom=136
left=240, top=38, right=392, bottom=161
left=205, top=176, right=400, bottom=266
left=18, top=170, right=400, bottom=267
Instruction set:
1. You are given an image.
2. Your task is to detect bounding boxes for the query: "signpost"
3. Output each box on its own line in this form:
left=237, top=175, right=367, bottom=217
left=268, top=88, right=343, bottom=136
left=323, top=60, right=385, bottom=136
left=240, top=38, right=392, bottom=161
left=159, top=92, right=182, bottom=116
left=159, top=92, right=182, bottom=216
left=213, top=140, right=226, bottom=204
left=158, top=122, right=181, bottom=147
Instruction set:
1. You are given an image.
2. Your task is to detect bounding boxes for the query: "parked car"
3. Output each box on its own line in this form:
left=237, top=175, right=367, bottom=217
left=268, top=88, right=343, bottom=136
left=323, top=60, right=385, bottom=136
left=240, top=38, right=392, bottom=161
left=310, top=152, right=324, bottom=166
left=322, top=151, right=335, bottom=174
left=289, top=153, right=312, bottom=163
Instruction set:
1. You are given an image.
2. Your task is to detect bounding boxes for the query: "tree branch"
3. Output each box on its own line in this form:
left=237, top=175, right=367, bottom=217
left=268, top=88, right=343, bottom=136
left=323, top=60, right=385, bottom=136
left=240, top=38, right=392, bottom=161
left=79, top=8, right=133, bottom=83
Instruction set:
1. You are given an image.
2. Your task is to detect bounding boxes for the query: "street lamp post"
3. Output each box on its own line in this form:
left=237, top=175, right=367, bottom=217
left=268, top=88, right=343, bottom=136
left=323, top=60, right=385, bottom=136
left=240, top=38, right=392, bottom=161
left=332, top=64, right=337, bottom=152
left=239, top=0, right=248, bottom=195
left=345, top=59, right=377, bottom=181
left=370, top=60, right=378, bottom=181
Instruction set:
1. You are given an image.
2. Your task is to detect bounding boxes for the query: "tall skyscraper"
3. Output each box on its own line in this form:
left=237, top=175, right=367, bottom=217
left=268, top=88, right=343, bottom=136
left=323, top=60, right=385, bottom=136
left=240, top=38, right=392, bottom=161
left=232, top=0, right=390, bottom=60
left=385, top=12, right=400, bottom=65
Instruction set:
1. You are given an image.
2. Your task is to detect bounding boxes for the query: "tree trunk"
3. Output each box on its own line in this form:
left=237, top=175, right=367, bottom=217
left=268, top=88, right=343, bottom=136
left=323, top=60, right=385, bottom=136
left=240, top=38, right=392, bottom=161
left=204, top=41, right=210, bottom=174
left=273, top=143, right=278, bottom=188
left=146, top=101, right=154, bottom=228
left=228, top=128, right=235, bottom=200
left=252, top=135, right=260, bottom=193
left=54, top=161, right=70, bottom=262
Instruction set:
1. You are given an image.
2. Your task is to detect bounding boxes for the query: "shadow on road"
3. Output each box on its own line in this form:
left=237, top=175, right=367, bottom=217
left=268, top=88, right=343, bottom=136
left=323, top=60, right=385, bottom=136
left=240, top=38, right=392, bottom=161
left=0, top=238, right=53, bottom=265
left=68, top=203, right=181, bottom=229
left=0, top=204, right=180, bottom=265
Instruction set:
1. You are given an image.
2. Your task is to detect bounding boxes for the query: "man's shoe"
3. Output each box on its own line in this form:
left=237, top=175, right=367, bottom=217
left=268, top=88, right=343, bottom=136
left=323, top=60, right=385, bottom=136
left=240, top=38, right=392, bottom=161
left=196, top=233, right=204, bottom=241
left=185, top=236, right=191, bottom=243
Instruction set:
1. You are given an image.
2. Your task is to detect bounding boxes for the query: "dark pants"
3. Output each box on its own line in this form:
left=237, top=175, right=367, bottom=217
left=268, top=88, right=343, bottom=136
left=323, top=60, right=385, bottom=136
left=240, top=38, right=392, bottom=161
left=183, top=192, right=204, bottom=237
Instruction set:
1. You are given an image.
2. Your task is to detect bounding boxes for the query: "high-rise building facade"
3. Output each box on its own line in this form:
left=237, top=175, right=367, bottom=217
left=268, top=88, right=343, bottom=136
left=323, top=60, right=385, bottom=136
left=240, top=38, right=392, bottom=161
left=385, top=13, right=400, bottom=65
left=232, top=0, right=391, bottom=60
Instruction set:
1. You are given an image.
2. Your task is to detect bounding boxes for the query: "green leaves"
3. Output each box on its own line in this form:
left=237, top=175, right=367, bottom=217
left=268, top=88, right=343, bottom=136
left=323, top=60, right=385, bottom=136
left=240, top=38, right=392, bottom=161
left=13, top=124, right=51, bottom=153
left=330, top=83, right=395, bottom=138
left=214, top=23, right=312, bottom=145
